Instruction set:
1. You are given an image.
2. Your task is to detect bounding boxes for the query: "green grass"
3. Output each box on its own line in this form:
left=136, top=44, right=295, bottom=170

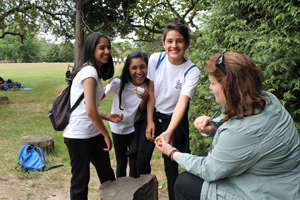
left=0, top=62, right=167, bottom=199
left=0, top=62, right=122, bottom=169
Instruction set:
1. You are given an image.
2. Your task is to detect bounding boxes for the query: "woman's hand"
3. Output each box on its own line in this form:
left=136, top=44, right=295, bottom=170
left=103, top=135, right=112, bottom=151
left=146, top=121, right=155, bottom=142
left=155, top=135, right=174, bottom=156
left=194, top=115, right=214, bottom=136
left=107, top=113, right=123, bottom=123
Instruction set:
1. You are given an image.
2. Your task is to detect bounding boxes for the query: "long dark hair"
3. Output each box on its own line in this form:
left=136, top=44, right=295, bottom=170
left=71, top=32, right=114, bottom=80
left=118, top=51, right=148, bottom=110
left=204, top=50, right=265, bottom=121
left=163, top=17, right=190, bottom=44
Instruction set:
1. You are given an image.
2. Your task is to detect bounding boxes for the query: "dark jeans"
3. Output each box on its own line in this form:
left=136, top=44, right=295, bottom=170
left=112, top=132, right=138, bottom=178
left=174, top=171, right=203, bottom=200
left=64, top=134, right=115, bottom=200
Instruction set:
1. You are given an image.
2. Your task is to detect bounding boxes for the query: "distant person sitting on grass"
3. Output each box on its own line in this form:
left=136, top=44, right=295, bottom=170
left=156, top=50, right=300, bottom=200
left=0, top=77, right=22, bottom=90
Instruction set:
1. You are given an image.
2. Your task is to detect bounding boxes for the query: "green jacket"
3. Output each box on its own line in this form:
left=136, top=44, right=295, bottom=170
left=177, top=91, right=300, bottom=199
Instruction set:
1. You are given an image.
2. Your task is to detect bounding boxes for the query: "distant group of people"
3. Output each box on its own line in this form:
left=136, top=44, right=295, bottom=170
left=63, top=17, right=300, bottom=200
left=113, top=57, right=126, bottom=65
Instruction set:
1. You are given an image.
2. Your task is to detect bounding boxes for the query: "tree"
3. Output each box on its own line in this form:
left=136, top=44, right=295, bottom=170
left=0, top=0, right=74, bottom=42
left=186, top=0, right=300, bottom=154
left=46, top=44, right=60, bottom=62
left=1, top=0, right=213, bottom=66
left=18, top=37, right=44, bottom=62
left=110, top=46, right=119, bottom=58
left=0, top=35, right=21, bottom=60
left=59, top=42, right=74, bottom=62
left=134, top=41, right=165, bottom=57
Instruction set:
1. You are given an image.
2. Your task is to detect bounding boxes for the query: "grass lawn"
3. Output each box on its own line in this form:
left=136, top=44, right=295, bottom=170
left=0, top=62, right=168, bottom=200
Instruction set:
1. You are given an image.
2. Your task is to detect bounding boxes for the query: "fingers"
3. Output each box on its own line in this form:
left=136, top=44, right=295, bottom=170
left=134, top=88, right=148, bottom=99
left=194, top=115, right=210, bottom=131
left=146, top=133, right=155, bottom=142
left=119, top=114, right=123, bottom=121
left=103, top=136, right=112, bottom=151
left=146, top=124, right=155, bottom=142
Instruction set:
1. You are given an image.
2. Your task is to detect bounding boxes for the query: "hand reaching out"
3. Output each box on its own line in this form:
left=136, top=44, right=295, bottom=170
left=108, top=113, right=123, bottom=123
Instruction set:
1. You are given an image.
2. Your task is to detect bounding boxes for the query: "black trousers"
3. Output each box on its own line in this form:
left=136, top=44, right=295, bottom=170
left=174, top=171, right=203, bottom=200
left=64, top=134, right=115, bottom=200
left=136, top=115, right=187, bottom=200
left=112, top=132, right=138, bottom=178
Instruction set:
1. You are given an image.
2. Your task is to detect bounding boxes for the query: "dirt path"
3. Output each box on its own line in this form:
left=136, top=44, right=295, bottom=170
left=0, top=157, right=168, bottom=200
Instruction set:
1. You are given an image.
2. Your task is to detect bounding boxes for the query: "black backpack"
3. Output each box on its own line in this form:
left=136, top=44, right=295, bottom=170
left=48, top=83, right=84, bottom=131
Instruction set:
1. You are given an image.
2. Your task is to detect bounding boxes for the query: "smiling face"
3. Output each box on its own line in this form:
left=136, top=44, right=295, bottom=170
left=209, top=75, right=226, bottom=106
left=94, top=37, right=111, bottom=68
left=163, top=30, right=189, bottom=65
left=129, top=57, right=147, bottom=86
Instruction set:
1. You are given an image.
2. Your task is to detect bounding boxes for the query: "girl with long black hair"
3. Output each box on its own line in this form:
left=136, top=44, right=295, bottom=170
left=63, top=32, right=123, bottom=200
left=104, top=51, right=149, bottom=178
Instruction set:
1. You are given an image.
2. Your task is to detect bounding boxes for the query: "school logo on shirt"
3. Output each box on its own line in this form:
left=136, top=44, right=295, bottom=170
left=175, top=80, right=182, bottom=89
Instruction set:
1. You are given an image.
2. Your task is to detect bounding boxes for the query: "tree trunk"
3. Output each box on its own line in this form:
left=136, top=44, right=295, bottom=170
left=74, top=0, right=84, bottom=69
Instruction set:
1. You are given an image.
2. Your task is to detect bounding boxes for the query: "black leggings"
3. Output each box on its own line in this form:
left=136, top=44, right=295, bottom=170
left=174, top=171, right=204, bottom=200
left=112, top=132, right=138, bottom=178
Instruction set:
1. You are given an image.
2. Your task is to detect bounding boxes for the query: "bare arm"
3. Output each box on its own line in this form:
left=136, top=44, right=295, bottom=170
left=83, top=77, right=112, bottom=151
left=146, top=81, right=155, bottom=142
left=155, top=94, right=190, bottom=144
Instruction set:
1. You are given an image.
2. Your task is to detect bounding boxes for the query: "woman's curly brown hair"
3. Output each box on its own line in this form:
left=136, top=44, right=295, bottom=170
left=204, top=50, right=266, bottom=121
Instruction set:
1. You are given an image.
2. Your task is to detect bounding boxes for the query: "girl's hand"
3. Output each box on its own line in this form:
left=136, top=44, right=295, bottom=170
left=108, top=113, right=123, bottom=123
left=194, top=115, right=213, bottom=135
left=155, top=131, right=172, bottom=145
left=146, top=121, right=155, bottom=142
left=155, top=135, right=174, bottom=156
left=103, top=135, right=112, bottom=151
left=134, top=88, right=148, bottom=100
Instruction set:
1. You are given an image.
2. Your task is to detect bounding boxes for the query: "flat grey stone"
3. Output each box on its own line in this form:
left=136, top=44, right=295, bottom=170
left=99, top=174, right=158, bottom=200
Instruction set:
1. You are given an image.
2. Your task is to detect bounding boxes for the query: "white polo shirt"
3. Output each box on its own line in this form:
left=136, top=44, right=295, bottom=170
left=147, top=52, right=200, bottom=115
left=63, top=65, right=103, bottom=139
left=105, top=78, right=148, bottom=134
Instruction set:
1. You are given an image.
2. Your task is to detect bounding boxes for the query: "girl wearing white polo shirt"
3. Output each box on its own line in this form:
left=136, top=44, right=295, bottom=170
left=63, top=32, right=124, bottom=200
left=137, top=18, right=200, bottom=200
left=104, top=51, right=149, bottom=178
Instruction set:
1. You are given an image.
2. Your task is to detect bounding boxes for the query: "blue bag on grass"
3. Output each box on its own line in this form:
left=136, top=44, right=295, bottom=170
left=17, top=144, right=46, bottom=171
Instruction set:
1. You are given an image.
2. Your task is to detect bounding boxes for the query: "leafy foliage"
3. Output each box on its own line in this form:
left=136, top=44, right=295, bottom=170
left=59, top=42, right=74, bottom=62
left=186, top=0, right=300, bottom=154
left=0, top=0, right=74, bottom=42
left=18, top=37, right=44, bottom=62
left=0, top=35, right=44, bottom=62
left=46, top=44, right=60, bottom=62
left=0, top=35, right=21, bottom=60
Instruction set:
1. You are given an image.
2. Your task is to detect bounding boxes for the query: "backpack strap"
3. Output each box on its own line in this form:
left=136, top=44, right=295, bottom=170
left=184, top=65, right=197, bottom=79
left=35, top=146, right=47, bottom=166
left=18, top=145, right=30, bottom=164
left=156, top=52, right=166, bottom=70
left=69, top=92, right=84, bottom=113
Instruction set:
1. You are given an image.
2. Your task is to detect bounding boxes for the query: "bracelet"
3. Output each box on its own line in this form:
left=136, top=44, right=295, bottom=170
left=169, top=149, right=179, bottom=161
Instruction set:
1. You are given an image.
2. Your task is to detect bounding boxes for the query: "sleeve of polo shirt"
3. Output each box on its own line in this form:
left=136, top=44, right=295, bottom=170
left=147, top=53, right=160, bottom=82
left=181, top=67, right=200, bottom=100
left=104, top=78, right=120, bottom=96
left=77, top=65, right=99, bottom=83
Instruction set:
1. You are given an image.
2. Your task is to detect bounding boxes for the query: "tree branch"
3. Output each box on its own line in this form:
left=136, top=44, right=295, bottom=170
left=165, top=0, right=182, bottom=20
left=0, top=32, right=24, bottom=43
